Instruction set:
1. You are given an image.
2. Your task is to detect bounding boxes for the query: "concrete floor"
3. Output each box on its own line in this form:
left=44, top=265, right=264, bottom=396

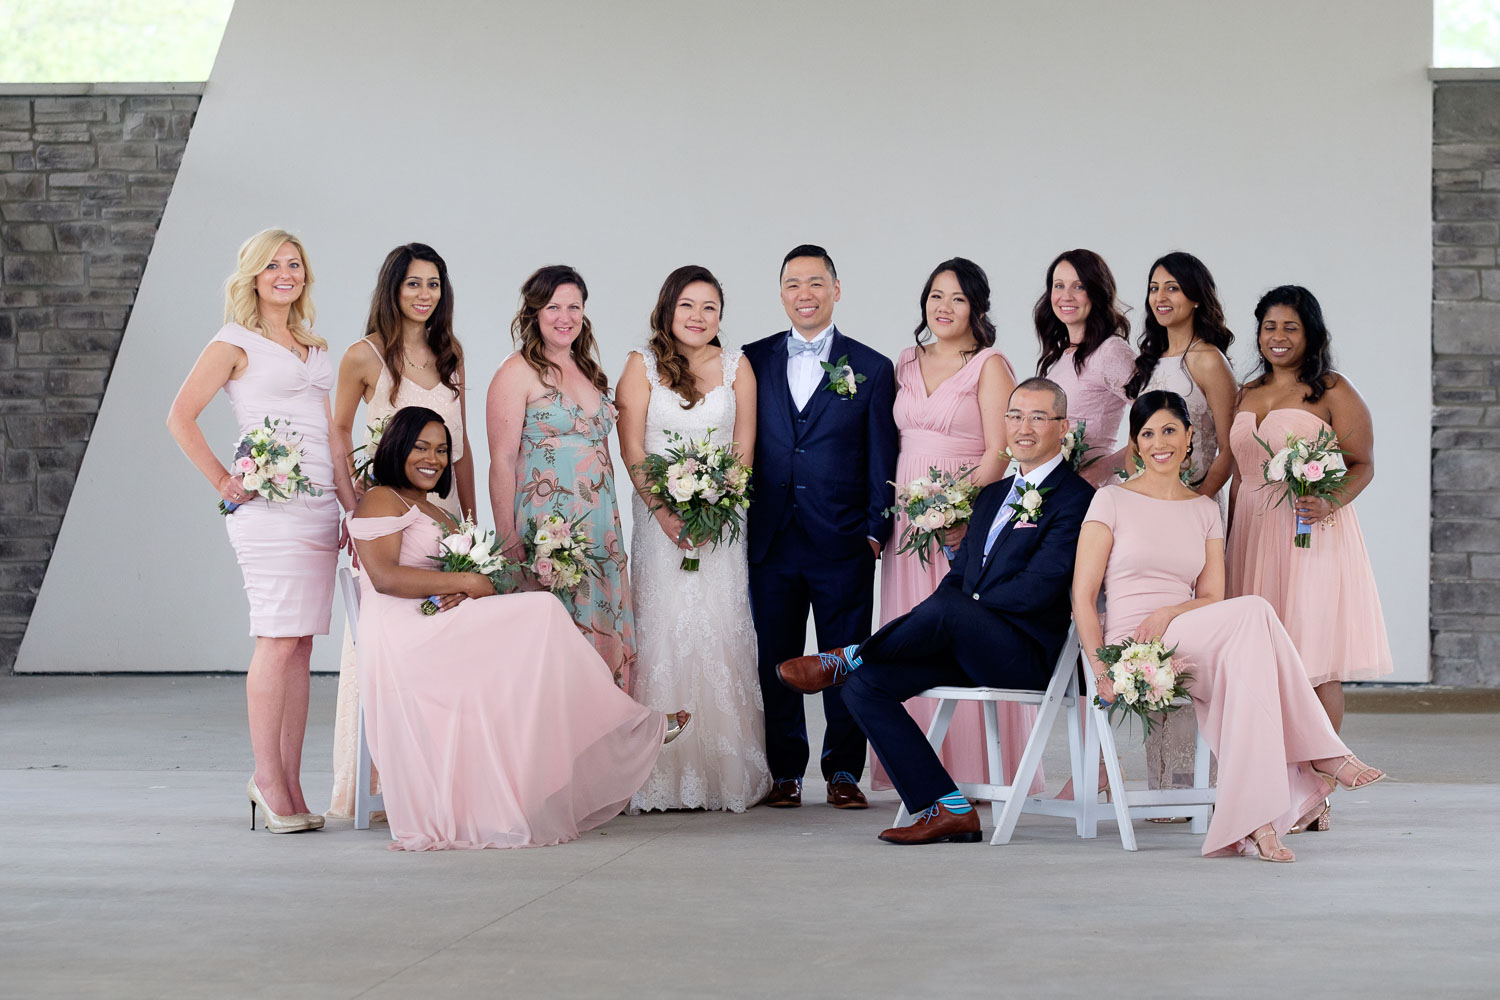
left=0, top=675, right=1495, bottom=999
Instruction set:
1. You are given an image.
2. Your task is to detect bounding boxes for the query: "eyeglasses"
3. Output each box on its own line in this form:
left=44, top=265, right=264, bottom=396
left=1003, top=412, right=1068, bottom=427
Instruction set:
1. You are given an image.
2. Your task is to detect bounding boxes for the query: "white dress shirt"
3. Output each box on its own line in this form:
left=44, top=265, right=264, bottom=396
left=982, top=450, right=1067, bottom=561
left=787, top=324, right=834, bottom=410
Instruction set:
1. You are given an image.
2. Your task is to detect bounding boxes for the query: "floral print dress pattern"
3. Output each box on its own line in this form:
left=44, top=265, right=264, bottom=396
left=517, top=390, right=636, bottom=689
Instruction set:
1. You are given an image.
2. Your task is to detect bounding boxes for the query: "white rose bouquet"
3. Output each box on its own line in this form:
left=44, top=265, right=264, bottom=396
left=348, top=413, right=391, bottom=488
left=1254, top=426, right=1348, bottom=549
left=884, top=464, right=979, bottom=568
left=634, top=429, right=753, bottom=571
left=1059, top=419, right=1096, bottom=473
left=420, top=519, right=515, bottom=616
left=1093, top=638, right=1192, bottom=737
left=219, top=417, right=323, bottom=515
left=523, top=512, right=607, bottom=593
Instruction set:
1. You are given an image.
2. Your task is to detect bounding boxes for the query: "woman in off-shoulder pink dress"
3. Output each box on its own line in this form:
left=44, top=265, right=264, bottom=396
left=1033, top=249, right=1136, bottom=486
left=1228, top=286, right=1393, bottom=735
left=350, top=406, right=673, bottom=850
left=871, top=258, right=1039, bottom=793
left=1074, top=390, right=1383, bottom=861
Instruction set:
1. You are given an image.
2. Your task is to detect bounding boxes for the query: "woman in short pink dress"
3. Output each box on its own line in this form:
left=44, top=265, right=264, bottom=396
left=1228, top=285, right=1394, bottom=737
left=870, top=258, right=1038, bottom=793
left=350, top=406, right=679, bottom=850
left=1034, top=249, right=1136, bottom=487
left=167, top=229, right=354, bottom=833
left=1074, top=390, right=1384, bottom=861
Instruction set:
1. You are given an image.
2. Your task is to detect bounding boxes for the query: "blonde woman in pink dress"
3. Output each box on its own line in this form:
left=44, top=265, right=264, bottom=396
left=1229, top=285, right=1393, bottom=739
left=870, top=258, right=1038, bottom=794
left=1074, top=390, right=1385, bottom=861
left=167, top=229, right=355, bottom=833
left=1034, top=249, right=1136, bottom=487
left=326, top=243, right=476, bottom=819
left=349, top=407, right=684, bottom=850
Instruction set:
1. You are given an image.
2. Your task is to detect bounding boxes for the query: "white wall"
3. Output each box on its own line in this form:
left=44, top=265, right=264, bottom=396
left=18, top=0, right=1434, bottom=679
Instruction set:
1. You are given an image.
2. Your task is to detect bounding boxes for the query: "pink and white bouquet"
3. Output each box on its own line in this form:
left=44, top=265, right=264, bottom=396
left=219, top=417, right=322, bottom=515
left=1254, top=427, right=1348, bottom=549
left=524, top=512, right=606, bottom=593
left=349, top=414, right=391, bottom=488
left=1093, top=637, right=1192, bottom=738
left=634, top=430, right=752, bottom=571
left=1060, top=419, right=1096, bottom=473
left=420, top=519, right=515, bottom=616
left=885, top=465, right=979, bottom=568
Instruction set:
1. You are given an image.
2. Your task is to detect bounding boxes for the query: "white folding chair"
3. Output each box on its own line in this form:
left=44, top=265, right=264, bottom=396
left=338, top=567, right=386, bottom=834
left=891, top=624, right=1082, bottom=846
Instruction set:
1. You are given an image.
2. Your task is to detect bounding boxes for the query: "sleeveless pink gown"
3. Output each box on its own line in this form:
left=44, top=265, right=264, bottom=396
left=348, top=506, right=665, bottom=850
left=1227, top=409, right=1394, bottom=684
left=870, top=346, right=1044, bottom=795
left=214, top=323, right=340, bottom=637
left=1087, top=486, right=1350, bottom=856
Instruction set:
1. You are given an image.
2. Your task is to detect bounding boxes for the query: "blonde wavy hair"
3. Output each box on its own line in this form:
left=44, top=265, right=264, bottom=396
left=223, top=228, right=326, bottom=349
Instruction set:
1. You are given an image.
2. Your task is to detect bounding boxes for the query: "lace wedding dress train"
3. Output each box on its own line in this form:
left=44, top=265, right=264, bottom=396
left=628, top=346, right=772, bottom=812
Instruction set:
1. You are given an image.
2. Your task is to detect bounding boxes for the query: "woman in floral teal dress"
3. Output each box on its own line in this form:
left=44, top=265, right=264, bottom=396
left=486, top=265, right=636, bottom=688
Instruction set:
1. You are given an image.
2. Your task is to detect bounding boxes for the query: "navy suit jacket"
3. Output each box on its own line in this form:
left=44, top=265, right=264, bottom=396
left=743, top=328, right=898, bottom=564
left=938, top=460, right=1095, bottom=664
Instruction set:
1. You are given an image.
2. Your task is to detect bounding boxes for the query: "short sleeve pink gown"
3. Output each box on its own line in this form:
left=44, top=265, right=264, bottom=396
left=1042, top=337, right=1136, bottom=487
left=1227, top=409, right=1394, bottom=684
left=214, top=323, right=340, bottom=637
left=1087, top=486, right=1351, bottom=856
left=329, top=339, right=469, bottom=818
left=870, top=346, right=1044, bottom=795
left=348, top=505, right=666, bottom=850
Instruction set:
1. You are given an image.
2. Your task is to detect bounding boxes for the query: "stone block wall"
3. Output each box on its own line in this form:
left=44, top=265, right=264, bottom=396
left=0, top=85, right=202, bottom=670
left=1432, top=74, right=1500, bottom=687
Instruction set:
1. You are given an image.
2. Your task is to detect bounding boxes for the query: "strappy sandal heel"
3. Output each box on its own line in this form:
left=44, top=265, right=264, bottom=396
left=1243, top=827, right=1295, bottom=863
left=1289, top=799, right=1331, bottom=835
left=1314, top=755, right=1386, bottom=791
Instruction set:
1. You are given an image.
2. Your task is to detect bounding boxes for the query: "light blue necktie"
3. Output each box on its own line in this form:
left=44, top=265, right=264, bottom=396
left=982, top=478, right=1025, bottom=560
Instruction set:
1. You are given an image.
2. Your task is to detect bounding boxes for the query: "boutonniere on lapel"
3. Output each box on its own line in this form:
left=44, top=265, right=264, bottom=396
left=821, top=355, right=865, bottom=398
left=1006, top=480, right=1053, bottom=524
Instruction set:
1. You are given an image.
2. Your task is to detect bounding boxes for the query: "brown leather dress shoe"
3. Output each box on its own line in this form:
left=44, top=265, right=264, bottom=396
left=826, top=778, right=869, bottom=810
left=760, top=778, right=802, bottom=808
left=878, top=803, right=982, bottom=845
left=776, top=649, right=854, bottom=694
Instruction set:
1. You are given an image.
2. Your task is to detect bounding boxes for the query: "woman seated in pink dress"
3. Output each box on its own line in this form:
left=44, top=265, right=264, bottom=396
left=349, top=406, right=684, bottom=850
left=1072, top=391, right=1385, bottom=861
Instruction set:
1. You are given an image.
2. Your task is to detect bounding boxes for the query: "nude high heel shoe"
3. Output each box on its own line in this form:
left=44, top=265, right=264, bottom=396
left=663, top=711, right=691, bottom=745
left=247, top=778, right=314, bottom=834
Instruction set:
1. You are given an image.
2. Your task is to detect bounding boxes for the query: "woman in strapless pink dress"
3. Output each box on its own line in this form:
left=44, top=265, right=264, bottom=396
left=1034, top=249, right=1136, bottom=487
left=167, top=229, right=355, bottom=833
left=327, top=243, right=476, bottom=820
left=870, top=258, right=1036, bottom=794
left=1228, top=285, right=1394, bottom=736
left=1074, top=391, right=1384, bottom=861
left=349, top=406, right=681, bottom=850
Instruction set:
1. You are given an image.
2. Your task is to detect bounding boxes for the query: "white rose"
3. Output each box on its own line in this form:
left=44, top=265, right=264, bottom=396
left=1266, top=449, right=1290, bottom=482
left=944, top=487, right=966, bottom=504
left=908, top=479, right=929, bottom=500
left=668, top=476, right=696, bottom=503
left=841, top=366, right=857, bottom=392
left=1324, top=452, right=1346, bottom=471
left=1021, top=489, right=1043, bottom=512
left=241, top=473, right=263, bottom=492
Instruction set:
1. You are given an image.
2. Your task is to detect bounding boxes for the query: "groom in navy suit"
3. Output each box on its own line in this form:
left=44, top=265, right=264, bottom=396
left=743, top=245, right=898, bottom=809
left=778, top=377, right=1094, bottom=842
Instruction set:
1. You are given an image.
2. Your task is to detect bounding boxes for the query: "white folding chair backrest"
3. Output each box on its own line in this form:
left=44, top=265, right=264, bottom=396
left=338, top=567, right=386, bottom=834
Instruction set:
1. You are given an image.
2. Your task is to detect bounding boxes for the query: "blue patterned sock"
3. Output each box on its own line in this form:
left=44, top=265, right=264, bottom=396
left=935, top=789, right=973, bottom=814
left=842, top=644, right=862, bottom=669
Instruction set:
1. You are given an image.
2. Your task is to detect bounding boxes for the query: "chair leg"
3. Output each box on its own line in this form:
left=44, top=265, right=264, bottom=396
left=981, top=700, right=1003, bottom=831
left=1191, top=725, right=1212, bottom=835
left=1092, top=708, right=1136, bottom=851
left=1064, top=683, right=1087, bottom=836
left=993, top=689, right=1068, bottom=845
left=894, top=698, right=959, bottom=828
left=354, top=705, right=372, bottom=831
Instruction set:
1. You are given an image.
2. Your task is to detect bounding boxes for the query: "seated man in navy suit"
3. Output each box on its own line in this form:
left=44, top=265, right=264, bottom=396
left=777, top=377, right=1094, bottom=844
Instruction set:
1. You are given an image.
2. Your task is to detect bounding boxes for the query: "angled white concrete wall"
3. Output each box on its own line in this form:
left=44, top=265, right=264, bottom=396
left=18, top=0, right=1433, bottom=678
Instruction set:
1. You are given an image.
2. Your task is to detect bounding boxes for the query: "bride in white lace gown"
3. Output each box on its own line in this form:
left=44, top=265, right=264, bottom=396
left=615, top=266, right=772, bottom=812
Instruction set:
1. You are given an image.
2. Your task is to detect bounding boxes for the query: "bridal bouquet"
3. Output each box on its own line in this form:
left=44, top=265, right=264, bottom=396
left=420, top=520, right=515, bottom=615
left=524, top=512, right=607, bottom=592
left=219, top=417, right=323, bottom=515
left=885, top=465, right=979, bottom=568
left=1060, top=419, right=1095, bottom=473
left=1093, top=638, right=1192, bottom=737
left=634, top=429, right=752, bottom=571
left=349, top=414, right=391, bottom=488
left=1254, top=427, right=1348, bottom=549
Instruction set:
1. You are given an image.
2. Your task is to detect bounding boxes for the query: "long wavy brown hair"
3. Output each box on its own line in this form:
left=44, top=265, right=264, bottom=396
left=511, top=265, right=609, bottom=395
left=1032, top=249, right=1131, bottom=377
left=648, top=265, right=724, bottom=409
left=365, top=243, right=463, bottom=405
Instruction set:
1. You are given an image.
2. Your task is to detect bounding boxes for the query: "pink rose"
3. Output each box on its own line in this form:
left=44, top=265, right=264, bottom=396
left=1301, top=460, right=1325, bottom=483
left=274, top=473, right=289, bottom=485
left=534, top=557, right=555, bottom=583
left=235, top=457, right=257, bottom=474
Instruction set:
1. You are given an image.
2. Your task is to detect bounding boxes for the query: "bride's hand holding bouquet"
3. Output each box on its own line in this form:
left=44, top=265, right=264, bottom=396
left=634, top=429, right=752, bottom=571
